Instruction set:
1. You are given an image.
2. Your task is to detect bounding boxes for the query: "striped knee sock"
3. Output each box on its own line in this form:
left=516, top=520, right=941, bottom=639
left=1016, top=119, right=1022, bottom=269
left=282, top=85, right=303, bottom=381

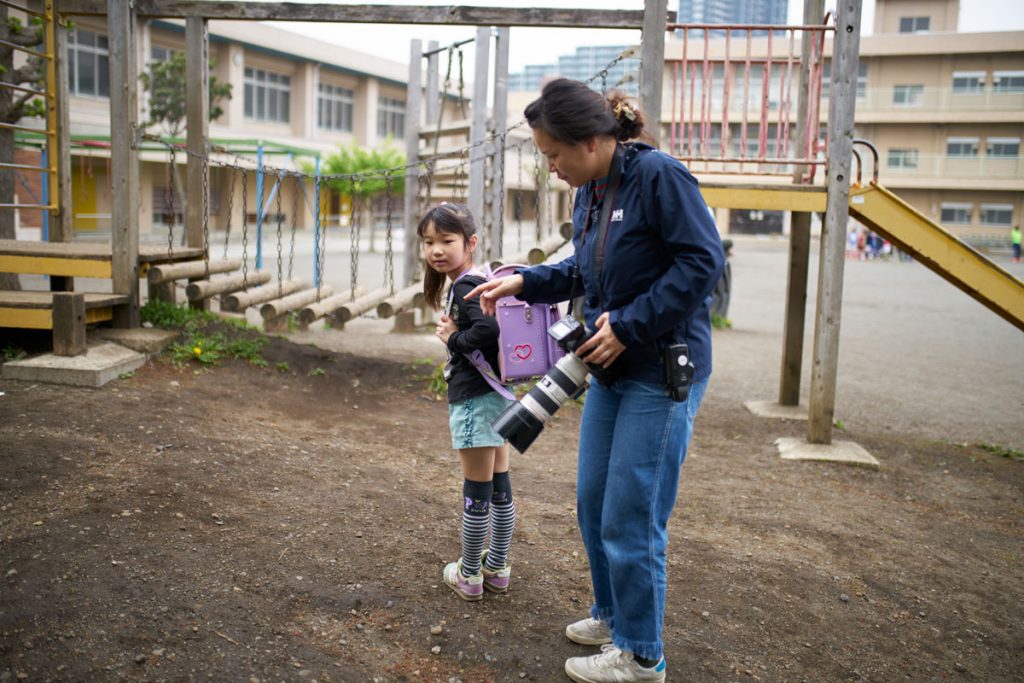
left=460, top=478, right=492, bottom=577
left=485, top=471, right=516, bottom=571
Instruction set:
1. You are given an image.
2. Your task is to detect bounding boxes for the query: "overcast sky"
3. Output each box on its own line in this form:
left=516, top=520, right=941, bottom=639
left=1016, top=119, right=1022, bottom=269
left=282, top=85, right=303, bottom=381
left=268, top=0, right=1024, bottom=74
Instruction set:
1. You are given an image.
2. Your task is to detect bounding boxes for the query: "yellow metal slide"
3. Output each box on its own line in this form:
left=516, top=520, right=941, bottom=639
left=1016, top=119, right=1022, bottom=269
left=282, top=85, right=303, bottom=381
left=699, top=181, right=1024, bottom=332
left=848, top=183, right=1024, bottom=333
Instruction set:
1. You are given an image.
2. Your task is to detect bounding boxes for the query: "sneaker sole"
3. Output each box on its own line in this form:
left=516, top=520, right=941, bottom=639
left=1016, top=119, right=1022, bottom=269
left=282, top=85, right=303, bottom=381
left=564, top=628, right=612, bottom=646
left=483, top=581, right=509, bottom=594
left=445, top=582, right=483, bottom=601
left=564, top=659, right=665, bottom=683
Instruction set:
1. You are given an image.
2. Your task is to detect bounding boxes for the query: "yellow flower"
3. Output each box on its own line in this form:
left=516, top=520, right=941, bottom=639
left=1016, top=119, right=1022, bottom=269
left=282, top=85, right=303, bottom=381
left=193, top=346, right=202, bottom=356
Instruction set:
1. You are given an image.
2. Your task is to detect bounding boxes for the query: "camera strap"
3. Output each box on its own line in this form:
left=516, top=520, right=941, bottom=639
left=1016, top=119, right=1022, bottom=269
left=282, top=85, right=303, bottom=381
left=569, top=143, right=625, bottom=315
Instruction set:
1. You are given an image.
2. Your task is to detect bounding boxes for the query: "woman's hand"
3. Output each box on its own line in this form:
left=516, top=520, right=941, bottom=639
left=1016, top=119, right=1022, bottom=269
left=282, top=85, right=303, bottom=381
left=436, top=314, right=457, bottom=345
left=462, top=274, right=525, bottom=316
left=575, top=312, right=625, bottom=369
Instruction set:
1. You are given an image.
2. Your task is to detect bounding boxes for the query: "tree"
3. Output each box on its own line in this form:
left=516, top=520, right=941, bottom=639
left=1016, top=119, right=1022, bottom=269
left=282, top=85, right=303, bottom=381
left=0, top=9, right=47, bottom=291
left=139, top=51, right=232, bottom=241
left=315, top=142, right=405, bottom=251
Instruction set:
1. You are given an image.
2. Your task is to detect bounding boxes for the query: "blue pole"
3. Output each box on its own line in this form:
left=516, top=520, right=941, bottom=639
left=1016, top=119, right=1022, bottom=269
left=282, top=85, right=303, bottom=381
left=41, top=148, right=49, bottom=242
left=255, top=143, right=264, bottom=270
left=313, top=156, right=321, bottom=288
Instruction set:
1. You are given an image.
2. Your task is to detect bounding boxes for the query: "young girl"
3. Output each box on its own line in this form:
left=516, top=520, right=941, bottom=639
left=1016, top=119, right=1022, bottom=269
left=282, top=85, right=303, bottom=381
left=418, top=202, right=516, bottom=601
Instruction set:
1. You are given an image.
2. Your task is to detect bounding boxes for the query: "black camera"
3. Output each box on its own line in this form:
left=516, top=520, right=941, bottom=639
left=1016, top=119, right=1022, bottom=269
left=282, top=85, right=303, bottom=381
left=491, top=317, right=610, bottom=454
left=663, top=343, right=694, bottom=402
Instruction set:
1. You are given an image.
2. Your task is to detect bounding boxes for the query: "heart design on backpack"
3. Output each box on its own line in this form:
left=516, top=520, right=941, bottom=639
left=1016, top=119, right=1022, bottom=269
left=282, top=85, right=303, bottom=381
left=513, top=344, right=533, bottom=361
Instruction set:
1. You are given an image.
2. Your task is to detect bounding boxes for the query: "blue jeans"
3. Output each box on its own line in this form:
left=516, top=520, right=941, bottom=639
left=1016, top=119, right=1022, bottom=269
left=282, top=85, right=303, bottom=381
left=577, top=376, right=709, bottom=662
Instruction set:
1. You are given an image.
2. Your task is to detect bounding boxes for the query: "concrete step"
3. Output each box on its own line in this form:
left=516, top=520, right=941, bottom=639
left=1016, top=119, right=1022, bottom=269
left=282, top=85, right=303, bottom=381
left=1, top=340, right=147, bottom=388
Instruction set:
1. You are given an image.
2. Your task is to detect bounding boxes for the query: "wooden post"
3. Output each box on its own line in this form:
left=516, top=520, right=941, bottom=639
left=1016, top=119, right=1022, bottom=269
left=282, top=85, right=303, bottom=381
left=490, top=27, right=510, bottom=262
left=108, top=0, right=140, bottom=328
left=468, top=26, right=490, bottom=254
left=778, top=0, right=824, bottom=407
left=185, top=16, right=209, bottom=251
left=50, top=1, right=73, bottom=291
left=52, top=292, right=86, bottom=356
left=425, top=40, right=439, bottom=125
left=403, top=39, right=422, bottom=287
left=808, top=0, right=862, bottom=444
left=639, top=0, right=667, bottom=147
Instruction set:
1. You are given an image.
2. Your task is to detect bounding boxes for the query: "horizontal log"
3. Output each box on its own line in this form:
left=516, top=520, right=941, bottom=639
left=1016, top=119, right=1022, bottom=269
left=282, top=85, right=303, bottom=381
left=489, top=253, right=529, bottom=270
left=376, top=283, right=426, bottom=319
left=148, top=258, right=241, bottom=284
left=260, top=286, right=333, bottom=320
left=559, top=221, right=574, bottom=241
left=297, top=287, right=367, bottom=326
left=186, top=271, right=271, bottom=301
left=221, top=279, right=305, bottom=311
left=61, top=1, right=660, bottom=29
left=528, top=235, right=569, bottom=264
left=335, top=287, right=391, bottom=323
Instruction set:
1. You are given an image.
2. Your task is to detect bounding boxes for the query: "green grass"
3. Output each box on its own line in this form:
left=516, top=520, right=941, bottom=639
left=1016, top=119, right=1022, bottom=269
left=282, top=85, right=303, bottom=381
left=976, top=442, right=1024, bottom=461
left=145, top=300, right=270, bottom=369
left=141, top=300, right=217, bottom=331
left=711, top=313, right=733, bottom=330
left=412, top=357, right=447, bottom=397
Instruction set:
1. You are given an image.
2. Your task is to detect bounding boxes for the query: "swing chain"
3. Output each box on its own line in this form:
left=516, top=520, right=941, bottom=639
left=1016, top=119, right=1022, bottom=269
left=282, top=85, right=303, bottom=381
left=349, top=176, right=359, bottom=298
left=496, top=132, right=506, bottom=259
left=289, top=172, right=299, bottom=281
left=275, top=170, right=284, bottom=298
left=316, top=176, right=327, bottom=302
left=223, top=164, right=235, bottom=260
left=516, top=141, right=524, bottom=251
left=384, top=172, right=395, bottom=296
left=532, top=145, right=543, bottom=242
left=202, top=146, right=210, bottom=281
left=166, top=142, right=177, bottom=261
left=241, top=165, right=249, bottom=288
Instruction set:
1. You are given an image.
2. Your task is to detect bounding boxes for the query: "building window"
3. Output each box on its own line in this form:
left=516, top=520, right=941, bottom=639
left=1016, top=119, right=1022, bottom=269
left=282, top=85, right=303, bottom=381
left=150, top=46, right=178, bottom=63
left=820, top=61, right=868, bottom=100
left=887, top=149, right=919, bottom=169
left=898, top=17, right=930, bottom=33
left=946, top=137, right=980, bottom=157
left=980, top=204, right=1013, bottom=226
left=244, top=67, right=291, bottom=123
left=952, top=71, right=985, bottom=95
left=377, top=96, right=405, bottom=139
left=986, top=138, right=1020, bottom=157
left=940, top=203, right=972, bottom=224
left=67, top=28, right=110, bottom=98
left=992, top=71, right=1024, bottom=93
left=892, top=84, right=924, bottom=106
left=317, top=83, right=354, bottom=132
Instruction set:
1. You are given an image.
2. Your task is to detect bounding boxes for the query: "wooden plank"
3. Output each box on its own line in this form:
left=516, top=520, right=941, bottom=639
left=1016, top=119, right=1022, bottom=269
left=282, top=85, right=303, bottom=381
left=52, top=292, right=86, bottom=356
left=0, top=306, right=114, bottom=329
left=0, top=291, right=130, bottom=308
left=186, top=17, right=209, bottom=251
left=490, top=27, right=510, bottom=260
left=53, top=0, right=73, bottom=244
left=260, top=285, right=333, bottom=320
left=0, top=254, right=112, bottom=278
left=807, top=0, right=862, bottom=445
left=186, top=271, right=271, bottom=300
left=376, top=283, right=425, bottom=318
left=425, top=41, right=439, bottom=126
left=108, top=0, right=141, bottom=327
left=61, top=1, right=659, bottom=28
left=221, top=279, right=304, bottom=311
left=147, top=258, right=241, bottom=284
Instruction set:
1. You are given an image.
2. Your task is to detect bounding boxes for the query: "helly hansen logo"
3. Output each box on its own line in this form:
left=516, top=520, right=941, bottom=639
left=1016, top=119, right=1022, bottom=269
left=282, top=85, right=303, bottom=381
left=611, top=209, right=624, bottom=222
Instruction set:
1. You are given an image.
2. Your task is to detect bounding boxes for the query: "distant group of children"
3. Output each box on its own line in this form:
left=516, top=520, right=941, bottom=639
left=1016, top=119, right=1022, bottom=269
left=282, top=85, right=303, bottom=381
left=847, top=227, right=911, bottom=262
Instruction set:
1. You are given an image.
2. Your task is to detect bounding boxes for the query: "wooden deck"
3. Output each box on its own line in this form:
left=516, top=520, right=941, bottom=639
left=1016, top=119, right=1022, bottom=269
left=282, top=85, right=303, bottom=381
left=0, top=239, right=204, bottom=279
left=0, top=291, right=129, bottom=330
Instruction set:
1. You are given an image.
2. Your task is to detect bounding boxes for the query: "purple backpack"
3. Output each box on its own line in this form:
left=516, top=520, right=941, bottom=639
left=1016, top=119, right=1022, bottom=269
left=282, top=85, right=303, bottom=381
left=490, top=264, right=566, bottom=384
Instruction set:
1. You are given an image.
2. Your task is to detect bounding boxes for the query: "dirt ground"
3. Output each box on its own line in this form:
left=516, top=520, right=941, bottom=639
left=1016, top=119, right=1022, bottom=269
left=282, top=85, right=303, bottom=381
left=1, top=312, right=1022, bottom=683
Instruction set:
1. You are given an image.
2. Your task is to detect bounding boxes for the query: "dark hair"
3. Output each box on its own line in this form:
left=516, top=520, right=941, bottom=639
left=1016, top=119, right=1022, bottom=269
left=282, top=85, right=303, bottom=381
left=417, top=202, right=477, bottom=310
left=524, top=78, right=648, bottom=144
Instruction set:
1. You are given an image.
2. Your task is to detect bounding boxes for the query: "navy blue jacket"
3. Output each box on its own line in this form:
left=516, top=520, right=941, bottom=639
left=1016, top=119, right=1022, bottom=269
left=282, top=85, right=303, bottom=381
left=445, top=275, right=503, bottom=402
left=518, top=143, right=724, bottom=385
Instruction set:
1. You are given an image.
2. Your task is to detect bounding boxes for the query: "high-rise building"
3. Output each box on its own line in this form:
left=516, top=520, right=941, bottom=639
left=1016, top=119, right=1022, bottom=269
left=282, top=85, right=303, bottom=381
left=508, top=45, right=641, bottom=95
left=677, top=0, right=788, bottom=36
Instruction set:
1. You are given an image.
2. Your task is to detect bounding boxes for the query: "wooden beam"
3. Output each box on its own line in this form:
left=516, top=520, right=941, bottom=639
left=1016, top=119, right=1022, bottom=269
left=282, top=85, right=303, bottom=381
left=107, top=0, right=141, bottom=328
left=60, top=2, right=662, bottom=28
left=490, top=27, right=510, bottom=261
left=807, top=0, right=862, bottom=444
left=52, top=292, right=86, bottom=356
left=402, top=39, right=422, bottom=288
left=467, top=26, right=489, bottom=256
left=186, top=16, right=209, bottom=252
left=639, top=0, right=667, bottom=146
left=778, top=0, right=824, bottom=408
left=52, top=0, right=73, bottom=245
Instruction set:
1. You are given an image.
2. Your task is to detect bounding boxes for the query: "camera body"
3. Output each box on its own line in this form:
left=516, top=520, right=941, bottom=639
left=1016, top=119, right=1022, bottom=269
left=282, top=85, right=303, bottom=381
left=491, top=317, right=605, bottom=454
left=662, top=343, right=695, bottom=402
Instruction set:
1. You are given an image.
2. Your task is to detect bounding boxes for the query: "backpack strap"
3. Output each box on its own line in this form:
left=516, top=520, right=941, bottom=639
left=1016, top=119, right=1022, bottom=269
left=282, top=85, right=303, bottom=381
left=446, top=266, right=515, bottom=402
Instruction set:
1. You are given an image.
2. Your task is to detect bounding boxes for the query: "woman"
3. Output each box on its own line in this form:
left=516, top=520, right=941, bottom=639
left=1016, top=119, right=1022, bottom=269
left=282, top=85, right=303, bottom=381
left=467, top=78, right=724, bottom=682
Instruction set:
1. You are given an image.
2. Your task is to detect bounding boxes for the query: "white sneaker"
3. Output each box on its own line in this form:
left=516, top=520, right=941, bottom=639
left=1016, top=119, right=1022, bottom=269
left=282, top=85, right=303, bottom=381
left=564, top=645, right=666, bottom=683
left=565, top=617, right=613, bottom=645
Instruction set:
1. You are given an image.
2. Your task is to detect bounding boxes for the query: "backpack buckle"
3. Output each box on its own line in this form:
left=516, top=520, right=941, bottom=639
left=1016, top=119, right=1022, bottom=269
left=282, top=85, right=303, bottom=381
left=523, top=305, right=533, bottom=323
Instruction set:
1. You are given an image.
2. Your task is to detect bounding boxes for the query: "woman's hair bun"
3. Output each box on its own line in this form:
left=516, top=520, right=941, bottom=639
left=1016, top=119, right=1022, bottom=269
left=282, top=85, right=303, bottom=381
left=607, top=92, right=645, bottom=142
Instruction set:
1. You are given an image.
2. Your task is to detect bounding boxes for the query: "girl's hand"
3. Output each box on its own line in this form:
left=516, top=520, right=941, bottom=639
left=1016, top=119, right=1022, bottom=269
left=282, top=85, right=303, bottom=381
left=463, top=274, right=525, bottom=316
left=436, top=314, right=457, bottom=345
left=574, top=312, right=625, bottom=369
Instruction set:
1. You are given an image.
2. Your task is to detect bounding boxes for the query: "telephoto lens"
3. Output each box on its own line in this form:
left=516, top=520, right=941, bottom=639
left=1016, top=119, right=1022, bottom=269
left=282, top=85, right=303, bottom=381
left=491, top=317, right=602, bottom=454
